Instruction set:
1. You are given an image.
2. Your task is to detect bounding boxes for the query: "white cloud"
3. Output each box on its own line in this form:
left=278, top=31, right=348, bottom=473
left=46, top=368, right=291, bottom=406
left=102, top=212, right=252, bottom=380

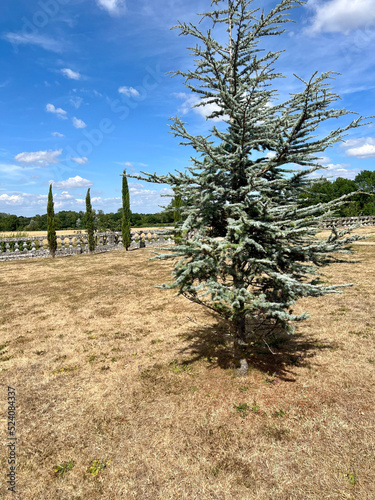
left=51, top=191, right=88, bottom=210
left=52, top=132, right=64, bottom=138
left=118, top=86, right=140, bottom=97
left=61, top=68, right=81, bottom=80
left=0, top=192, right=48, bottom=212
left=325, top=163, right=350, bottom=172
left=57, top=184, right=173, bottom=213
left=347, top=144, right=375, bottom=158
left=306, top=0, right=375, bottom=34
left=96, top=0, right=127, bottom=16
left=0, top=184, right=173, bottom=214
left=52, top=176, right=93, bottom=190
left=266, top=152, right=276, bottom=160
left=343, top=137, right=375, bottom=159
left=317, top=156, right=331, bottom=165
left=0, top=194, right=24, bottom=205
left=175, top=92, right=198, bottom=115
left=0, top=178, right=173, bottom=216
left=89, top=196, right=121, bottom=206
left=71, top=157, right=89, bottom=165
left=129, top=184, right=174, bottom=210
left=0, top=190, right=94, bottom=214
left=174, top=92, right=227, bottom=122
left=195, top=101, right=228, bottom=122
left=3, top=33, right=64, bottom=52
left=309, top=162, right=359, bottom=180
left=72, top=117, right=87, bottom=129
left=15, top=150, right=62, bottom=166
left=54, top=191, right=75, bottom=208
left=46, top=103, right=68, bottom=119
left=70, top=96, right=83, bottom=109
left=124, top=161, right=133, bottom=167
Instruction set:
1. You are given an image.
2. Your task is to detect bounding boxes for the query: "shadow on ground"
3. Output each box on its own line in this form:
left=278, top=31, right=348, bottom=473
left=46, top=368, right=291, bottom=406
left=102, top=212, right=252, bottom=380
left=177, top=319, right=338, bottom=382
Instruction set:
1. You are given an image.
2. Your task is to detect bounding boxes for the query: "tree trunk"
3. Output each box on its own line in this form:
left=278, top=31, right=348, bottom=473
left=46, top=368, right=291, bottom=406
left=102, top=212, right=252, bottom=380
left=233, top=315, right=249, bottom=377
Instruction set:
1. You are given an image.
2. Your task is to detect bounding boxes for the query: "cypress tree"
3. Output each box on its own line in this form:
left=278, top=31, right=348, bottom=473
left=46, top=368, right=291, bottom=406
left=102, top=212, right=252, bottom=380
left=173, top=191, right=182, bottom=224
left=173, top=190, right=182, bottom=243
left=121, top=170, right=131, bottom=250
left=47, top=184, right=57, bottom=258
left=86, top=188, right=95, bottom=252
left=132, top=0, right=368, bottom=376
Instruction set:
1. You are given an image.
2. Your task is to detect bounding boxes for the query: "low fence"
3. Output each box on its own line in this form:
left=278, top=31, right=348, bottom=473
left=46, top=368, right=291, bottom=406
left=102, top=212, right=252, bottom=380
left=0, top=231, right=173, bottom=262
left=1, top=216, right=374, bottom=262
left=322, top=216, right=375, bottom=228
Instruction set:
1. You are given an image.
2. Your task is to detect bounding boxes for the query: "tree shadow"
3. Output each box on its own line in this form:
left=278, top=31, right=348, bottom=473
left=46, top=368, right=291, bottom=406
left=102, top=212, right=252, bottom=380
left=177, top=318, right=338, bottom=382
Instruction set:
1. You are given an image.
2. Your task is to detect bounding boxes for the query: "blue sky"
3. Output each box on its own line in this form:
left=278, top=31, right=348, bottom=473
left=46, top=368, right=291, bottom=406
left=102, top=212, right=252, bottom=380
left=0, top=0, right=375, bottom=217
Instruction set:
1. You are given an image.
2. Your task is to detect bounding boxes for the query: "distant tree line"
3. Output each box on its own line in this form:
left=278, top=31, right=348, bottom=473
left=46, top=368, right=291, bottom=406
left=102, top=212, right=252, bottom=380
left=1, top=170, right=374, bottom=233
left=0, top=208, right=174, bottom=232
left=300, top=170, right=375, bottom=216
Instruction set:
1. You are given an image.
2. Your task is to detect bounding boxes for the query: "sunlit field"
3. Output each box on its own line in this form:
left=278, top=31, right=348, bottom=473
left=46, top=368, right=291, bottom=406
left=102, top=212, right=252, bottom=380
left=0, top=231, right=374, bottom=499
left=1, top=225, right=374, bottom=240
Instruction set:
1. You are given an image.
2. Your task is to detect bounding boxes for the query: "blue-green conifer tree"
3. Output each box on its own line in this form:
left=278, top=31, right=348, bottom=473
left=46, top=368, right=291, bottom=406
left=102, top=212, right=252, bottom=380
left=131, top=0, right=368, bottom=375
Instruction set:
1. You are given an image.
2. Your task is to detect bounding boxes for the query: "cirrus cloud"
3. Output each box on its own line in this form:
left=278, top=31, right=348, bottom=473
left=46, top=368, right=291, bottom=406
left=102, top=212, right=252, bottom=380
left=3, top=33, right=64, bottom=53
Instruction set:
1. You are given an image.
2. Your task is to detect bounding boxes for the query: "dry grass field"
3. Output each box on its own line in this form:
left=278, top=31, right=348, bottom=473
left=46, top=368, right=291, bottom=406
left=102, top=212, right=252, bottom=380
left=0, top=230, right=374, bottom=499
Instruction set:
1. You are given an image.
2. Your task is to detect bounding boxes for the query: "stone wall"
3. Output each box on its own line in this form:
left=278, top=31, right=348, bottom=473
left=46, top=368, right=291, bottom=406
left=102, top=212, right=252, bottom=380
left=0, top=231, right=173, bottom=262
left=1, top=216, right=374, bottom=262
left=322, top=216, right=375, bottom=228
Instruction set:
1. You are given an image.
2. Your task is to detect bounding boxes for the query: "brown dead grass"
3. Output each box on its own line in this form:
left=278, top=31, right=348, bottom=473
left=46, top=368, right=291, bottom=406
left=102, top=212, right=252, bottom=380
left=0, top=241, right=374, bottom=499
left=318, top=225, right=375, bottom=242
